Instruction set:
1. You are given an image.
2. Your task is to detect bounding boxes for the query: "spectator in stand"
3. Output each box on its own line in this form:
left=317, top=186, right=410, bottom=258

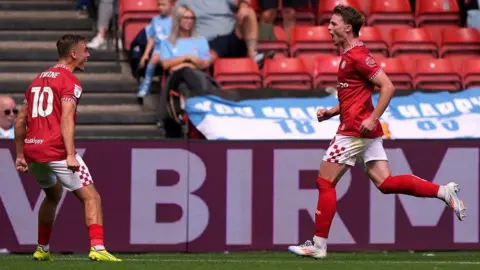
left=463, top=0, right=480, bottom=29
left=158, top=4, right=212, bottom=127
left=175, top=0, right=269, bottom=66
left=87, top=0, right=115, bottom=50
left=0, top=95, right=17, bottom=139
left=259, top=0, right=312, bottom=41
left=137, top=0, right=174, bottom=99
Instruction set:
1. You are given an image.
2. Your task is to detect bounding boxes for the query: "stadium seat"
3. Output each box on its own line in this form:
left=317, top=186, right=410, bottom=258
left=390, top=28, right=438, bottom=57
left=263, top=58, right=313, bottom=89
left=367, top=0, right=414, bottom=27
left=376, top=57, right=413, bottom=90
left=415, top=0, right=460, bottom=27
left=258, top=26, right=289, bottom=56
left=290, top=26, right=338, bottom=57
left=414, top=58, right=463, bottom=91
left=440, top=28, right=480, bottom=58
left=359, top=27, right=389, bottom=57
left=462, top=59, right=480, bottom=89
left=292, top=4, right=316, bottom=25
left=123, top=21, right=149, bottom=51
left=313, top=56, right=341, bottom=88
left=214, top=58, right=262, bottom=89
left=119, top=0, right=158, bottom=51
left=317, top=0, right=362, bottom=25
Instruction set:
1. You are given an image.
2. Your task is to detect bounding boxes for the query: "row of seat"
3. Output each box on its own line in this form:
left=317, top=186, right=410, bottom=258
left=118, top=0, right=468, bottom=51
left=213, top=56, right=480, bottom=91
left=261, top=25, right=480, bottom=58
left=119, top=0, right=463, bottom=27
left=250, top=0, right=463, bottom=27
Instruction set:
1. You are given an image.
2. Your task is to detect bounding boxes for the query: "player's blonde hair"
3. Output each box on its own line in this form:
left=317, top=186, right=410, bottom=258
left=168, top=4, right=196, bottom=46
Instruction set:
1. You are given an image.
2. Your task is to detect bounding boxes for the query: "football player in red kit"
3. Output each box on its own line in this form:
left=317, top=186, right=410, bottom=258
left=14, top=34, right=121, bottom=262
left=288, top=5, right=466, bottom=259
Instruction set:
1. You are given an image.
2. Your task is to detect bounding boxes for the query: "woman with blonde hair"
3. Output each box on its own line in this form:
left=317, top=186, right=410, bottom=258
left=160, top=4, right=211, bottom=72
left=157, top=4, right=216, bottom=129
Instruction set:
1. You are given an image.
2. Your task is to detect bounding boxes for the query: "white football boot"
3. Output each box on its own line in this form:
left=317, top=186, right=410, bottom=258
left=443, top=182, right=467, bottom=221
left=288, top=236, right=327, bottom=259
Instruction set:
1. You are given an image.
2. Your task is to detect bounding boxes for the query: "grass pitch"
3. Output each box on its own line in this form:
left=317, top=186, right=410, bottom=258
left=1, top=251, right=480, bottom=270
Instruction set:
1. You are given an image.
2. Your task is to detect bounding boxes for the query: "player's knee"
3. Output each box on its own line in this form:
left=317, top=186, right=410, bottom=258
left=45, top=192, right=62, bottom=204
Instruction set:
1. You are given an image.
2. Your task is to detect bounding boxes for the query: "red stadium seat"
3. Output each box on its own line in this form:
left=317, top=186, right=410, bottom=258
left=313, top=56, right=341, bottom=88
left=463, top=59, right=480, bottom=89
left=317, top=0, right=362, bottom=25
left=376, top=57, right=413, bottom=90
left=367, top=0, right=414, bottom=27
left=390, top=28, right=438, bottom=57
left=214, top=58, right=262, bottom=89
left=359, top=27, right=389, bottom=57
left=119, top=0, right=158, bottom=51
left=258, top=26, right=289, bottom=56
left=397, top=54, right=435, bottom=78
left=292, top=4, right=316, bottom=25
left=414, top=58, right=462, bottom=91
left=440, top=28, right=480, bottom=58
left=290, top=26, right=338, bottom=57
left=415, top=0, right=460, bottom=27
left=123, top=21, right=149, bottom=51
left=263, top=58, right=313, bottom=89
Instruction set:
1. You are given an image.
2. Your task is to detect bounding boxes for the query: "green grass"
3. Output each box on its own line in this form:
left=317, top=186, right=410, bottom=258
left=1, top=251, right=480, bottom=270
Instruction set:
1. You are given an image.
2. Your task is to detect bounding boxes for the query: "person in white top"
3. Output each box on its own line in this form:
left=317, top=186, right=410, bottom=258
left=0, top=95, right=17, bottom=139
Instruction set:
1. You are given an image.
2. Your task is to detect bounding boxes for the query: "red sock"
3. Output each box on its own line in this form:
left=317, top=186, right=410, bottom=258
left=88, top=224, right=104, bottom=247
left=314, top=177, right=337, bottom=238
left=38, top=225, right=52, bottom=246
left=378, top=175, right=440, bottom=198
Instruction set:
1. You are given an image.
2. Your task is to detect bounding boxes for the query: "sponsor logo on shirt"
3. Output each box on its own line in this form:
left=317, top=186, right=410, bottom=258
left=25, top=138, right=44, bottom=144
left=365, top=56, right=377, bottom=68
left=340, top=60, right=347, bottom=69
left=74, top=85, right=82, bottom=98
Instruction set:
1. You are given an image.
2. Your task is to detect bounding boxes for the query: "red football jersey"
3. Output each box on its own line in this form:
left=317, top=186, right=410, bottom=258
left=23, top=65, right=82, bottom=163
left=335, top=42, right=384, bottom=138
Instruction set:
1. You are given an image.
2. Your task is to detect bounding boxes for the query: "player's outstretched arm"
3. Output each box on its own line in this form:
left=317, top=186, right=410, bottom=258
left=61, top=100, right=77, bottom=157
left=14, top=103, right=28, bottom=158
left=370, top=70, right=395, bottom=121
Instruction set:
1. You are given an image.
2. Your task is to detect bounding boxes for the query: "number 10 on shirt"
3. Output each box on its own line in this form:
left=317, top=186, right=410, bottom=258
left=31, top=86, right=54, bottom=118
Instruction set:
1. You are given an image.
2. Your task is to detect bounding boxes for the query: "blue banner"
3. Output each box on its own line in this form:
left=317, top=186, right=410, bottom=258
left=186, top=88, right=480, bottom=140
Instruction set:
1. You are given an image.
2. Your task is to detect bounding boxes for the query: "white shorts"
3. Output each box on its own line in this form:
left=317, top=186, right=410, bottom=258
left=322, top=134, right=388, bottom=167
left=28, top=154, right=94, bottom=192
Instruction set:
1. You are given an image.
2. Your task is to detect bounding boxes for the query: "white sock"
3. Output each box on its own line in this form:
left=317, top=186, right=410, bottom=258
left=93, top=245, right=105, bottom=251
left=437, top=186, right=447, bottom=200
left=313, top=235, right=327, bottom=250
left=39, top=244, right=49, bottom=252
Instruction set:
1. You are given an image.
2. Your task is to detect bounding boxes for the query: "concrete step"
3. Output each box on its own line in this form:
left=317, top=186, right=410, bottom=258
left=0, top=1, right=75, bottom=11
left=75, top=124, right=164, bottom=138
left=0, top=48, right=117, bottom=61
left=0, top=31, right=95, bottom=42
left=0, top=11, right=92, bottom=31
left=0, top=61, right=121, bottom=73
left=0, top=72, right=140, bottom=94
left=77, top=105, right=157, bottom=125
left=10, top=93, right=143, bottom=106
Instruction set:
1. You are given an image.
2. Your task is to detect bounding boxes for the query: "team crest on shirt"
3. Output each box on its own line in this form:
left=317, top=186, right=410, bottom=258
left=340, top=60, right=346, bottom=69
left=74, top=84, right=82, bottom=98
left=365, top=56, right=377, bottom=67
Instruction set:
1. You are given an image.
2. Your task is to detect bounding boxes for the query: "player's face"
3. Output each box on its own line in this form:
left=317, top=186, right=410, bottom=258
left=328, top=14, right=349, bottom=47
left=0, top=98, right=17, bottom=128
left=157, top=0, right=172, bottom=16
left=180, top=10, right=195, bottom=33
left=72, top=41, right=90, bottom=71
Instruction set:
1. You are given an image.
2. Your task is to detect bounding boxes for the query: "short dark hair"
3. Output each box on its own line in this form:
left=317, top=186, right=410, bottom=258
left=56, top=34, right=86, bottom=58
left=333, top=5, right=364, bottom=37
